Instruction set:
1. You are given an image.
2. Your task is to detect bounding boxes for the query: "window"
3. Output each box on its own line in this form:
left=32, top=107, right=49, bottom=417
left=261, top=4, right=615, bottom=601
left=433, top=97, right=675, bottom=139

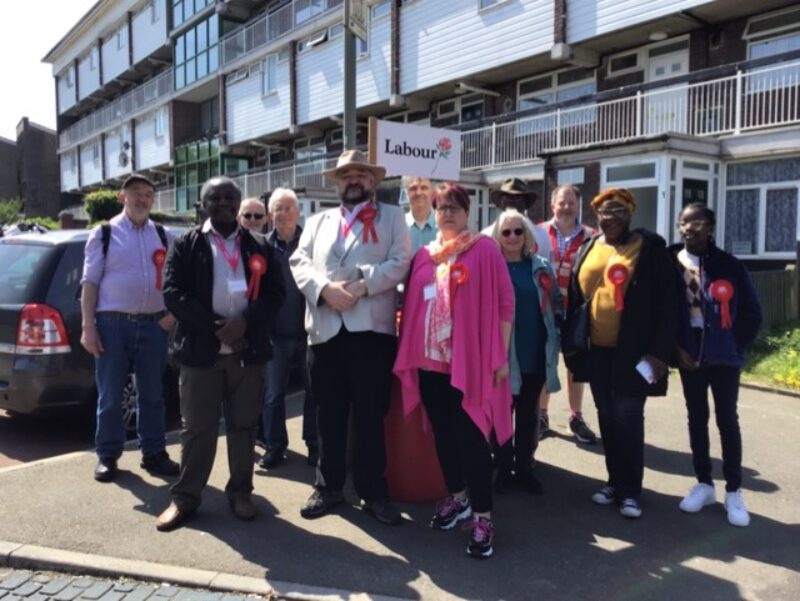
left=150, top=1, right=160, bottom=24
left=372, top=0, right=390, bottom=19
left=89, top=47, right=98, bottom=71
left=437, top=100, right=457, bottom=119
left=295, top=0, right=324, bottom=25
left=608, top=52, right=640, bottom=76
left=479, top=0, right=508, bottom=10
left=199, top=96, right=219, bottom=133
left=155, top=108, right=167, bottom=138
left=116, top=24, right=126, bottom=50
left=298, top=29, right=327, bottom=52
left=262, top=54, right=278, bottom=95
left=65, top=68, right=74, bottom=88
left=724, top=157, right=800, bottom=256
left=91, top=142, right=101, bottom=165
left=607, top=162, right=657, bottom=182
left=173, top=14, right=220, bottom=90
left=294, top=137, right=326, bottom=162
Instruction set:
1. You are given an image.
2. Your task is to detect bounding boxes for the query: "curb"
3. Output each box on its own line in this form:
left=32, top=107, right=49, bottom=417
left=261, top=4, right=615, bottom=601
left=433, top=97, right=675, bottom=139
left=740, top=380, right=800, bottom=399
left=0, top=541, right=409, bottom=601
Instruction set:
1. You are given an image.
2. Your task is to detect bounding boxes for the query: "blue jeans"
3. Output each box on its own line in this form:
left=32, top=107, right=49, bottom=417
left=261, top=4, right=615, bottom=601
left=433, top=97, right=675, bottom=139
left=262, top=335, right=317, bottom=452
left=94, top=312, right=169, bottom=460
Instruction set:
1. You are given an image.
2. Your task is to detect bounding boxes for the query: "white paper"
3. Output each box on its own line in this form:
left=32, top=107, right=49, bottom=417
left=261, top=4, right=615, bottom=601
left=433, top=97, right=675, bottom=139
left=423, top=284, right=436, bottom=301
left=227, top=279, right=247, bottom=294
left=636, top=358, right=656, bottom=384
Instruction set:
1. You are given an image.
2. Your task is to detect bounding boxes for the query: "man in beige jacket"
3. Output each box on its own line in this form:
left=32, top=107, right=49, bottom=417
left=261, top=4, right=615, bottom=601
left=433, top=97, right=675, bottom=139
left=290, top=150, right=410, bottom=525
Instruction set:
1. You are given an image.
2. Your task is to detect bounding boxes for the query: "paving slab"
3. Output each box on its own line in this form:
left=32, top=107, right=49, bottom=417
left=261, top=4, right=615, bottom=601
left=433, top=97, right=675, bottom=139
left=0, top=377, right=798, bottom=600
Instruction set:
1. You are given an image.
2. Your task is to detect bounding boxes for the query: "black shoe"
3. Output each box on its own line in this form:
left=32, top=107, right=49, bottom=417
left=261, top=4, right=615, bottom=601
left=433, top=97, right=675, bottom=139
left=538, top=414, right=550, bottom=441
left=257, top=449, right=285, bottom=469
left=300, top=488, right=345, bottom=519
left=363, top=499, right=403, bottom=525
left=515, top=470, right=543, bottom=495
left=94, top=457, right=118, bottom=482
left=493, top=470, right=514, bottom=495
left=141, top=451, right=180, bottom=476
left=569, top=415, right=598, bottom=444
left=306, top=447, right=319, bottom=467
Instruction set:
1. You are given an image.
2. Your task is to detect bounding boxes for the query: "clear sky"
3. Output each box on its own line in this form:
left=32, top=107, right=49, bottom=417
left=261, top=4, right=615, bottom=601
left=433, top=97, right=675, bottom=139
left=0, top=1, right=98, bottom=141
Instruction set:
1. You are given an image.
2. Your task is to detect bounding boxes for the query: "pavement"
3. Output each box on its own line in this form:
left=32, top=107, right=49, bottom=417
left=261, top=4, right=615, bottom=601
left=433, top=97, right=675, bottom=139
left=0, top=376, right=798, bottom=601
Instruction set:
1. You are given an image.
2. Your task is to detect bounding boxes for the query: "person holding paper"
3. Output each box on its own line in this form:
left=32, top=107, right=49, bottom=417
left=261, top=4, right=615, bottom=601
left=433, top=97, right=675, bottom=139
left=564, top=187, right=678, bottom=519
left=670, top=203, right=762, bottom=527
left=394, top=183, right=514, bottom=559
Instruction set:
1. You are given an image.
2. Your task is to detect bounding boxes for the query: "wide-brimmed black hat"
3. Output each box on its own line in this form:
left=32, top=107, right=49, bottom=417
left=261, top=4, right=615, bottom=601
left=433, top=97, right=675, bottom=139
left=490, top=178, right=537, bottom=208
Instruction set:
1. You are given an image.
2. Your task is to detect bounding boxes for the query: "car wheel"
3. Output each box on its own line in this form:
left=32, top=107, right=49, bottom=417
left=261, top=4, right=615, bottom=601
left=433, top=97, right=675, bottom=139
left=121, top=373, right=139, bottom=438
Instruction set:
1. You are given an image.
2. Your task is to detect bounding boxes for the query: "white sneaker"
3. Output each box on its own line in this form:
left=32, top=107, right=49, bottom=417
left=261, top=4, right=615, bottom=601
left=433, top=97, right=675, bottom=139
left=679, top=483, right=716, bottom=513
left=619, top=498, right=642, bottom=519
left=724, top=490, right=751, bottom=527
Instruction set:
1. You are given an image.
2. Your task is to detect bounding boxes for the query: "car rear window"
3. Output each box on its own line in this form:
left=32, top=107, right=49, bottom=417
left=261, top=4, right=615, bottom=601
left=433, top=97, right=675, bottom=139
left=0, top=242, right=58, bottom=303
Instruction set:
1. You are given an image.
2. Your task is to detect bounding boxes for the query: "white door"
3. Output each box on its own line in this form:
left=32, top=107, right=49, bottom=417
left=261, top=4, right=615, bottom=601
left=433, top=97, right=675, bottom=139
left=645, top=50, right=689, bottom=135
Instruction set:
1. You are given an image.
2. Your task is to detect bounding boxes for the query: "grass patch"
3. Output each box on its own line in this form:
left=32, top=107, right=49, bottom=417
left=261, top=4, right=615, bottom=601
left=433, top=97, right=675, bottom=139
left=743, top=321, right=800, bottom=391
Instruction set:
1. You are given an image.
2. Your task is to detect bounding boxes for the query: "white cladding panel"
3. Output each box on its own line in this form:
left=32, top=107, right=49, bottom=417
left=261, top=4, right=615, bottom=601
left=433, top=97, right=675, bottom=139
left=226, top=63, right=291, bottom=143
left=399, top=0, right=553, bottom=94
left=296, top=17, right=390, bottom=125
left=104, top=123, right=133, bottom=179
left=57, top=67, right=77, bottom=113
left=60, top=150, right=79, bottom=192
left=133, top=0, right=168, bottom=64
left=135, top=106, right=171, bottom=169
left=80, top=140, right=103, bottom=186
left=78, top=49, right=101, bottom=100
left=102, top=22, right=131, bottom=82
left=567, top=0, right=714, bottom=42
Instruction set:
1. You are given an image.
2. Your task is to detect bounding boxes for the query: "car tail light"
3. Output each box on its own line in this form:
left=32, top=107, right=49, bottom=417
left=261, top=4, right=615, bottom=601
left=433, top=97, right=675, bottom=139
left=16, top=303, right=71, bottom=354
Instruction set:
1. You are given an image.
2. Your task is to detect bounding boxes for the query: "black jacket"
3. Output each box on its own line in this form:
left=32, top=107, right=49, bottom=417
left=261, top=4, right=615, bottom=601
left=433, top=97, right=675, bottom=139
left=163, top=226, right=285, bottom=367
left=669, top=241, right=762, bottom=368
left=564, top=229, right=679, bottom=396
left=266, top=226, right=306, bottom=338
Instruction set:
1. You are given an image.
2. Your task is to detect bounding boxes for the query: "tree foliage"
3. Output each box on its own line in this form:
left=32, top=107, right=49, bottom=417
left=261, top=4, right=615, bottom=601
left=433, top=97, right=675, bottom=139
left=84, top=189, right=122, bottom=223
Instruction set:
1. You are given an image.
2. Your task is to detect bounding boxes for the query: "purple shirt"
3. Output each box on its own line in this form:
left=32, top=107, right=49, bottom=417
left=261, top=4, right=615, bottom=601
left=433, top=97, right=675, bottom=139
left=81, top=212, right=172, bottom=314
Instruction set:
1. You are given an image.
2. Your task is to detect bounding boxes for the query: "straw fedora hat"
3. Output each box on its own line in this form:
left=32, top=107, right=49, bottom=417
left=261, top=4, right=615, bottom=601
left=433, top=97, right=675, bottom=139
left=490, top=177, right=537, bottom=208
left=322, top=149, right=386, bottom=183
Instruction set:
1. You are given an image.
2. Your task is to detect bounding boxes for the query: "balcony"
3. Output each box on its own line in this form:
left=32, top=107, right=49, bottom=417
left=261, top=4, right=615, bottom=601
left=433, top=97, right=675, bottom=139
left=461, top=58, right=800, bottom=170
left=220, top=0, right=343, bottom=67
left=60, top=69, right=173, bottom=149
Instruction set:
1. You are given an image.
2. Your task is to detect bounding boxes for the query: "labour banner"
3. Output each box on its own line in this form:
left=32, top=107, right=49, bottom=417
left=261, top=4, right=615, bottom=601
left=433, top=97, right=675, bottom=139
left=369, top=117, right=461, bottom=180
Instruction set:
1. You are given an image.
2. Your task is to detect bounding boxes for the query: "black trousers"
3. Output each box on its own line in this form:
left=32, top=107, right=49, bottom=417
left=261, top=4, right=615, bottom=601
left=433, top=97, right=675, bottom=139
left=419, top=369, right=494, bottom=513
left=496, top=373, right=544, bottom=475
left=588, top=347, right=647, bottom=500
left=308, top=328, right=395, bottom=501
left=679, top=365, right=743, bottom=492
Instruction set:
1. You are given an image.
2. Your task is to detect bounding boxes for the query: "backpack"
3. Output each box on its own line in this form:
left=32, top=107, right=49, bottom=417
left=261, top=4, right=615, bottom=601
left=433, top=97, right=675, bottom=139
left=101, top=222, right=168, bottom=256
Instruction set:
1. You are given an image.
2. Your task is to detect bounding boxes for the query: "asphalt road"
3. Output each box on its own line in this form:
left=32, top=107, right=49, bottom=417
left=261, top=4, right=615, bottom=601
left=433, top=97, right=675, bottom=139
left=0, top=409, right=93, bottom=469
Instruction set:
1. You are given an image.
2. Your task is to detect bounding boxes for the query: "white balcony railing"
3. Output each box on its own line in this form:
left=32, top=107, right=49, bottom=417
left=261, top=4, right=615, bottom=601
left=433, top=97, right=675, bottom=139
left=461, top=59, right=800, bottom=170
left=60, top=69, right=173, bottom=148
left=220, top=0, right=343, bottom=66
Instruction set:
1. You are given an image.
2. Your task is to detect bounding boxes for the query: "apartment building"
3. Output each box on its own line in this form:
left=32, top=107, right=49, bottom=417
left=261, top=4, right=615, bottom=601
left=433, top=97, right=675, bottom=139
left=44, top=0, right=800, bottom=262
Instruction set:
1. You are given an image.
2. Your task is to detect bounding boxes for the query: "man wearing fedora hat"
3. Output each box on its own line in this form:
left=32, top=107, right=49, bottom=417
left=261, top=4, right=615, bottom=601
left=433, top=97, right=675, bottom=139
left=483, top=178, right=552, bottom=261
left=290, top=149, right=410, bottom=525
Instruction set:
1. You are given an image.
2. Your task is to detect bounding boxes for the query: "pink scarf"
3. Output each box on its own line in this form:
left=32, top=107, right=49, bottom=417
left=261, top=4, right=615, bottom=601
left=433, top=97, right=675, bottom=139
left=424, top=231, right=482, bottom=363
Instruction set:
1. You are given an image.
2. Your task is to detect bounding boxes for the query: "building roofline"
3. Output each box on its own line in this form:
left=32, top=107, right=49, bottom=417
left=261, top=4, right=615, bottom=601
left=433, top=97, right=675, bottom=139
left=41, top=0, right=110, bottom=64
left=0, top=135, right=17, bottom=146
left=17, top=118, right=57, bottom=136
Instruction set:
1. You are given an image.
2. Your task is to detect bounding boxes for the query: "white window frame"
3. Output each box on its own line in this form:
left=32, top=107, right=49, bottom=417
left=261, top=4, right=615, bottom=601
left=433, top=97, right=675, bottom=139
left=607, top=51, right=642, bottom=77
left=478, top=0, right=510, bottom=12
left=371, top=0, right=391, bottom=20
left=65, top=68, right=74, bottom=88
left=88, top=47, right=98, bottom=71
left=436, top=99, right=458, bottom=119
left=225, top=68, right=249, bottom=84
left=116, top=24, right=126, bottom=51
left=743, top=6, right=800, bottom=41
left=262, top=53, right=278, bottom=96
left=298, top=29, right=328, bottom=53
left=154, top=107, right=167, bottom=138
left=91, top=142, right=101, bottom=166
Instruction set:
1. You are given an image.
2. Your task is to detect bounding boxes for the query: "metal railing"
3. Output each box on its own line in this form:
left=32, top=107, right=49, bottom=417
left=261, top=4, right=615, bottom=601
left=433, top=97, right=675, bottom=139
left=60, top=69, right=173, bottom=148
left=461, top=59, right=800, bottom=170
left=220, top=0, right=343, bottom=66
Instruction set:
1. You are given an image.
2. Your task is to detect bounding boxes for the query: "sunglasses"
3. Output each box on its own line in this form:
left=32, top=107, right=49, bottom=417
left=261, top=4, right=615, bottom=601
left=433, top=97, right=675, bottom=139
left=596, top=207, right=630, bottom=218
left=501, top=228, right=525, bottom=237
left=242, top=213, right=265, bottom=220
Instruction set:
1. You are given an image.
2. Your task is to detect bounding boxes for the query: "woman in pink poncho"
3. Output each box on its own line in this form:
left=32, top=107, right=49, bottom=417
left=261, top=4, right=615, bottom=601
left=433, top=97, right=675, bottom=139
left=393, top=182, right=514, bottom=559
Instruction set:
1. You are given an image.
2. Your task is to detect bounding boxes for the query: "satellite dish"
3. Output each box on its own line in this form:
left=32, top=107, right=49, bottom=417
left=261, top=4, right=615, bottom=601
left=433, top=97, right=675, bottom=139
left=118, top=152, right=129, bottom=167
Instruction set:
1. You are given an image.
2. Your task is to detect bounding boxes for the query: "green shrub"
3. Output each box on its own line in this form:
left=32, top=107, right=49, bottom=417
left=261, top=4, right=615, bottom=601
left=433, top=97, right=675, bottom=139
left=84, top=189, right=122, bottom=223
left=0, top=197, right=23, bottom=225
left=18, top=216, right=60, bottom=230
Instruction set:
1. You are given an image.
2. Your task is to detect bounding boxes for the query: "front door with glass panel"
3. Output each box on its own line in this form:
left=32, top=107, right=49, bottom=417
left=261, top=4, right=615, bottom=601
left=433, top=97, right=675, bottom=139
left=645, top=46, right=689, bottom=135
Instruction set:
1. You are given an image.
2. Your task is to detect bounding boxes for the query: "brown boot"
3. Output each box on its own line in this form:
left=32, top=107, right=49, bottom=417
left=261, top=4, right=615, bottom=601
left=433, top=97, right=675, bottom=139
left=229, top=495, right=258, bottom=521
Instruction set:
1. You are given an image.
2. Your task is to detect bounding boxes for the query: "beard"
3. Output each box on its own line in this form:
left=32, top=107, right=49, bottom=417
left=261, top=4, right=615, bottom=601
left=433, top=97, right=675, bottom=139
left=340, top=183, right=369, bottom=206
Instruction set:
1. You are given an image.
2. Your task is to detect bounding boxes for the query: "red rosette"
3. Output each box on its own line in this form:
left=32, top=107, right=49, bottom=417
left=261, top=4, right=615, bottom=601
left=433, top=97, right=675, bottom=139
left=449, top=262, right=468, bottom=298
left=709, top=279, right=734, bottom=329
left=536, top=270, right=553, bottom=314
left=246, top=253, right=267, bottom=301
left=606, top=263, right=629, bottom=311
left=152, top=248, right=167, bottom=290
left=357, top=206, right=379, bottom=243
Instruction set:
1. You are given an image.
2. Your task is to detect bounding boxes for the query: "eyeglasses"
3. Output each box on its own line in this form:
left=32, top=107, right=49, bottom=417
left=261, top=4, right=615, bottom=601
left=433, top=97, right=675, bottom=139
left=242, top=213, right=265, bottom=220
left=596, top=207, right=630, bottom=218
left=678, top=219, right=710, bottom=229
left=501, top=228, right=525, bottom=237
left=435, top=204, right=463, bottom=214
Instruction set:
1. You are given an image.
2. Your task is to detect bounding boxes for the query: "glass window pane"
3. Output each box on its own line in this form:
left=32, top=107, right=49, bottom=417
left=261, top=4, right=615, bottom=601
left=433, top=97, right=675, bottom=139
left=196, top=51, right=208, bottom=78
left=208, top=46, right=219, bottom=72
left=185, top=29, right=196, bottom=57
left=183, top=0, right=192, bottom=22
left=196, top=21, right=208, bottom=51
left=185, top=58, right=196, bottom=84
left=174, top=36, right=185, bottom=64
left=724, top=189, right=759, bottom=254
left=175, top=65, right=185, bottom=89
left=727, top=158, right=800, bottom=185
left=606, top=163, right=657, bottom=182
left=209, top=15, right=219, bottom=45
left=765, top=188, right=798, bottom=252
left=173, top=1, right=183, bottom=27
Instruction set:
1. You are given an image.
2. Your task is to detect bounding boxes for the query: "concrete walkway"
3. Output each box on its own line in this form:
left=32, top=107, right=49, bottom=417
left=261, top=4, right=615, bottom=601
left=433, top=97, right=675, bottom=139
left=1, top=376, right=798, bottom=600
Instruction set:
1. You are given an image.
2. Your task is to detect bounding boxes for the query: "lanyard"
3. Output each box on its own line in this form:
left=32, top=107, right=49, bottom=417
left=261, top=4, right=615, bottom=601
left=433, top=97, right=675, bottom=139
left=210, top=231, right=241, bottom=272
left=549, top=223, right=585, bottom=266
